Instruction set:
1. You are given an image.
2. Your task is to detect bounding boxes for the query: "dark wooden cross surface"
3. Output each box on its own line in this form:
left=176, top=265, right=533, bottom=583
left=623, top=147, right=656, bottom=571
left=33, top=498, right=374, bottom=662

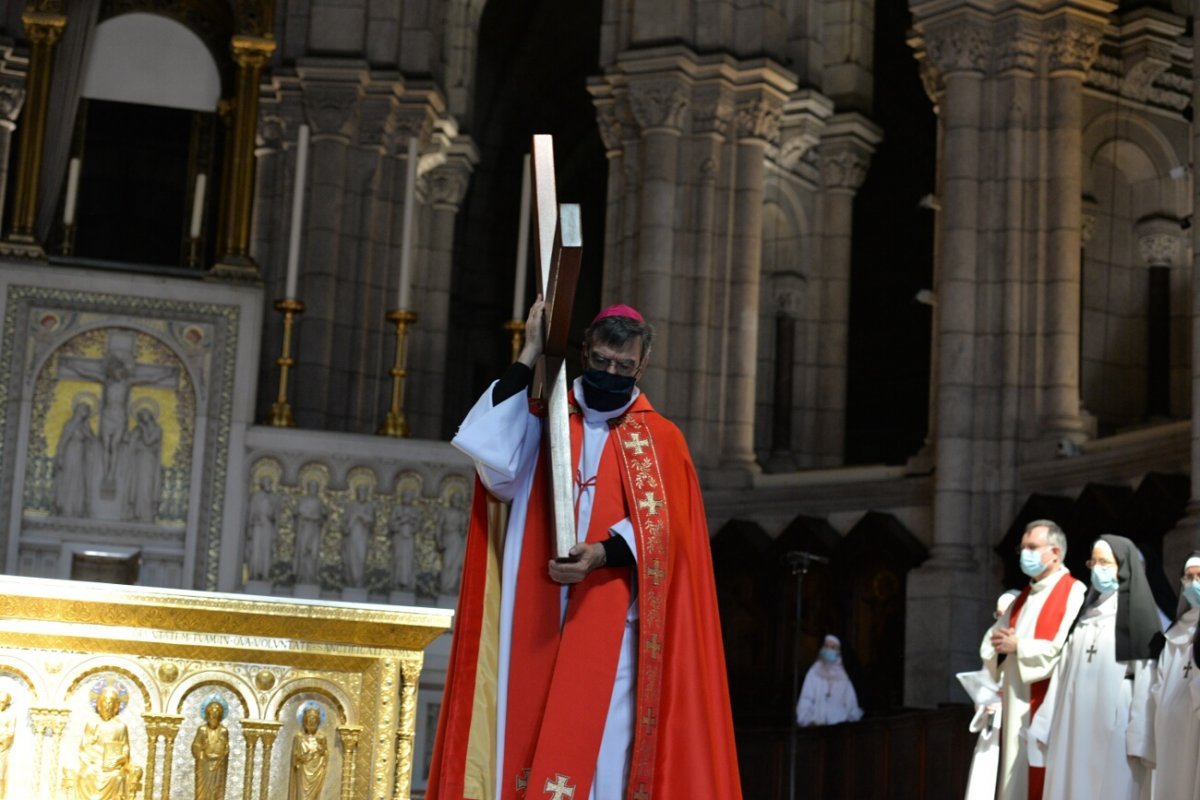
left=530, top=134, right=582, bottom=559
left=1086, top=644, right=1098, bottom=663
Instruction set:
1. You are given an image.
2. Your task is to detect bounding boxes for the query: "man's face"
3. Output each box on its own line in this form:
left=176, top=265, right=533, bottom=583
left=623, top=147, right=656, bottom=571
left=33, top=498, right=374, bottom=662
left=206, top=702, right=223, bottom=726
left=583, top=336, right=646, bottom=381
left=1020, top=526, right=1057, bottom=571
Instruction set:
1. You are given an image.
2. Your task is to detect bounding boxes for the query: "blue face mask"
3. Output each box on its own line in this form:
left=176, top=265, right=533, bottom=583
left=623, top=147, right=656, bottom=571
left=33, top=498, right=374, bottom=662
left=1182, top=581, right=1200, bottom=609
left=818, top=647, right=839, bottom=664
left=1020, top=548, right=1047, bottom=578
left=1091, top=565, right=1119, bottom=594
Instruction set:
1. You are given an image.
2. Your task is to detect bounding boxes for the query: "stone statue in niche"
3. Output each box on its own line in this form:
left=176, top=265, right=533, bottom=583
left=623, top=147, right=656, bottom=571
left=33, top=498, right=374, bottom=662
left=341, top=485, right=374, bottom=589
left=0, top=691, right=15, bottom=800
left=71, top=684, right=142, bottom=800
left=245, top=477, right=279, bottom=582
left=287, top=704, right=328, bottom=800
left=121, top=407, right=162, bottom=523
left=56, top=332, right=177, bottom=495
left=53, top=399, right=97, bottom=518
left=191, top=697, right=229, bottom=800
left=438, top=492, right=468, bottom=594
left=388, top=486, right=419, bottom=590
left=293, top=482, right=328, bottom=585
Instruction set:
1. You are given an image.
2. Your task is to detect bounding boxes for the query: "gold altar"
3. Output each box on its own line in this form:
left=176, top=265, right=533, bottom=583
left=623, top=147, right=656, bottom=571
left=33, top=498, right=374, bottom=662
left=0, top=576, right=452, bottom=800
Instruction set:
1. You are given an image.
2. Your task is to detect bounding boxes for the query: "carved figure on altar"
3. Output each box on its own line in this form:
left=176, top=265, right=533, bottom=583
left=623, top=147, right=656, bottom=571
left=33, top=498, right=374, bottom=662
left=191, top=696, right=229, bottom=800
left=294, top=482, right=328, bottom=584
left=0, top=691, right=15, bottom=800
left=122, top=406, right=162, bottom=523
left=287, top=704, right=328, bottom=800
left=54, top=400, right=98, bottom=518
left=245, top=477, right=279, bottom=581
left=438, top=492, right=468, bottom=594
left=73, top=684, right=140, bottom=800
left=342, top=485, right=374, bottom=588
left=387, top=487, right=419, bottom=590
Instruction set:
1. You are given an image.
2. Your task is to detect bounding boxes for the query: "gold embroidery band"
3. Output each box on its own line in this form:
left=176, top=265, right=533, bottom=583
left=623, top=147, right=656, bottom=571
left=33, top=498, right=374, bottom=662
left=613, top=413, right=669, bottom=800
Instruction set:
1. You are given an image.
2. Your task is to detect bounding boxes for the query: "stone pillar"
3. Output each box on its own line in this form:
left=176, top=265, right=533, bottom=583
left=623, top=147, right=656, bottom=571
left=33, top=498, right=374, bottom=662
left=814, top=114, right=879, bottom=466
left=904, top=17, right=988, bottom=707
left=337, top=725, right=363, bottom=798
left=1041, top=16, right=1104, bottom=441
left=719, top=92, right=784, bottom=475
left=627, top=77, right=687, bottom=407
left=28, top=707, right=69, bottom=798
left=393, top=656, right=422, bottom=800
left=241, top=720, right=282, bottom=800
left=0, top=84, right=26, bottom=235
left=214, top=35, right=275, bottom=278
left=1, top=10, right=64, bottom=259
left=765, top=271, right=803, bottom=472
left=142, top=714, right=184, bottom=800
left=410, top=143, right=475, bottom=438
left=1136, top=218, right=1182, bottom=420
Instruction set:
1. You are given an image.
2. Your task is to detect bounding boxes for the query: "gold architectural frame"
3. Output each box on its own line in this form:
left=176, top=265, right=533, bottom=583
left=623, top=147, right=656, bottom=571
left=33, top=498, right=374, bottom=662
left=0, top=575, right=451, bottom=799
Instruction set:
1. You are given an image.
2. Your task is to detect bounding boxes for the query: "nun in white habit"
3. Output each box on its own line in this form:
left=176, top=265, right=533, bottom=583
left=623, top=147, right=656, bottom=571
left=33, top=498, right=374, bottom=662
left=1145, top=552, right=1200, bottom=799
left=796, top=634, right=863, bottom=726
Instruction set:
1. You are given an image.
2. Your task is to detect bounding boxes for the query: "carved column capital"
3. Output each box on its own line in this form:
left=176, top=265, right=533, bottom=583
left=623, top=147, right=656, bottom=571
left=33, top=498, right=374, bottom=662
left=1136, top=216, right=1184, bottom=266
left=817, top=113, right=882, bottom=192
left=1047, top=17, right=1105, bottom=75
left=691, top=85, right=733, bottom=138
left=733, top=95, right=784, bottom=144
left=230, top=34, right=275, bottom=69
left=628, top=78, right=689, bottom=133
left=770, top=271, right=806, bottom=318
left=593, top=98, right=623, bottom=153
left=303, top=84, right=363, bottom=139
left=356, top=93, right=398, bottom=149
left=427, top=159, right=472, bottom=210
left=21, top=11, right=67, bottom=45
left=921, top=19, right=990, bottom=77
left=777, top=91, right=834, bottom=169
left=996, top=18, right=1043, bottom=75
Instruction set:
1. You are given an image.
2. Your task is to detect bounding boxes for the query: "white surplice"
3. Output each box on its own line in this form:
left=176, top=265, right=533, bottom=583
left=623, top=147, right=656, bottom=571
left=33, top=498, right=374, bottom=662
left=979, top=567, right=1085, bottom=800
left=1146, top=606, right=1200, bottom=799
left=1031, top=592, right=1153, bottom=800
left=451, top=378, right=640, bottom=800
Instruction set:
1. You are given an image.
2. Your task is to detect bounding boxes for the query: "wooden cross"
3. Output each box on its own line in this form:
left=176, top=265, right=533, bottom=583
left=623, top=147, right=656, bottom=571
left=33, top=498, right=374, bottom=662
left=622, top=432, right=649, bottom=456
left=543, top=773, right=576, bottom=800
left=637, top=493, right=665, bottom=516
left=1185, top=660, right=1192, bottom=679
left=530, top=134, right=583, bottom=559
left=1086, top=644, right=1098, bottom=663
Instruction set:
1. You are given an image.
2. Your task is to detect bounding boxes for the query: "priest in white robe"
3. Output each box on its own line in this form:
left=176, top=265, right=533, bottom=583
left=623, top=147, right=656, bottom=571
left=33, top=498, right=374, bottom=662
left=796, top=634, right=863, bottom=726
left=961, top=590, right=1020, bottom=800
left=1031, top=535, right=1160, bottom=800
left=980, top=519, right=1085, bottom=800
left=1146, top=552, right=1200, bottom=799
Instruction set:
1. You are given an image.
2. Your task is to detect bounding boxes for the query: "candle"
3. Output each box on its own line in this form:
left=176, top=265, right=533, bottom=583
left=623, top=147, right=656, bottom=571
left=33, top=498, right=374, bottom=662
left=397, top=136, right=419, bottom=310
left=512, top=154, right=531, bottom=319
left=63, top=157, right=81, bottom=227
left=285, top=124, right=311, bottom=300
left=189, top=173, right=207, bottom=239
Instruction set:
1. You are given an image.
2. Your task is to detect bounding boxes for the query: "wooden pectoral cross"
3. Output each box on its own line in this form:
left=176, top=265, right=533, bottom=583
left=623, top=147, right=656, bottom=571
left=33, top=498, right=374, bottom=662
left=530, top=134, right=583, bottom=559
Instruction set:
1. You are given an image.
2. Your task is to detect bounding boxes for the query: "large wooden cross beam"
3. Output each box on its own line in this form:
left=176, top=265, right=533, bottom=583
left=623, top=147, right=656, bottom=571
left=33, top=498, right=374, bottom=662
left=530, top=134, right=582, bottom=559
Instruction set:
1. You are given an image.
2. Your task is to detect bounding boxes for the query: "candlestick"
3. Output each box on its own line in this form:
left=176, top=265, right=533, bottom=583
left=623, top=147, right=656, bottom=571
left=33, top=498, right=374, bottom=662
left=502, top=319, right=525, bottom=364
left=397, top=136, right=419, bottom=310
left=512, top=153, right=531, bottom=318
left=269, top=298, right=304, bottom=427
left=378, top=309, right=418, bottom=437
left=285, top=124, right=311, bottom=300
left=63, top=157, right=81, bottom=227
left=189, top=173, right=207, bottom=239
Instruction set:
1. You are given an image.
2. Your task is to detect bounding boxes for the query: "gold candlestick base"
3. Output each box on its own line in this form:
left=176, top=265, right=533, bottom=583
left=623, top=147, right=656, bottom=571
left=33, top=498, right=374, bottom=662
left=269, top=298, right=304, bottom=427
left=502, top=319, right=525, bottom=363
left=378, top=309, right=418, bottom=438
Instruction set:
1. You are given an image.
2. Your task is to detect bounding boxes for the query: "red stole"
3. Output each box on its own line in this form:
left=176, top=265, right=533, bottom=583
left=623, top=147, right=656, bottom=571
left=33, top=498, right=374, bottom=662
left=1007, top=572, right=1079, bottom=800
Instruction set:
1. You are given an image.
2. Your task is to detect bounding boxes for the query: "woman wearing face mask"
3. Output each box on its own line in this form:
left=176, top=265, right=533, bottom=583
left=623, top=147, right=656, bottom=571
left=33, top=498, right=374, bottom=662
left=1145, top=553, right=1200, bottom=799
left=1029, top=535, right=1161, bottom=800
left=795, top=634, right=863, bottom=726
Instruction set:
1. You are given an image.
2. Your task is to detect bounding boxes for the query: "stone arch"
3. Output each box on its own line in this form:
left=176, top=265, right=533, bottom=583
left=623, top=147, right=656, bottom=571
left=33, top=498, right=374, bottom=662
left=171, top=671, right=256, bottom=718
left=267, top=678, right=355, bottom=727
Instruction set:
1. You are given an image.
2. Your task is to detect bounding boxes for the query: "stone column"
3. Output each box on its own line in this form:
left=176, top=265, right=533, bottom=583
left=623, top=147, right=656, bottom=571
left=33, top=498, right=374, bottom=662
left=1041, top=15, right=1104, bottom=441
left=719, top=92, right=784, bottom=475
left=904, top=17, right=988, bottom=707
left=765, top=271, right=803, bottom=473
left=627, top=77, right=687, bottom=407
left=1, top=10, right=64, bottom=259
left=28, top=707, right=69, bottom=798
left=241, top=720, right=282, bottom=800
left=814, top=114, right=880, bottom=466
left=0, top=84, right=26, bottom=235
left=214, top=35, right=275, bottom=278
left=1136, top=219, right=1182, bottom=420
left=393, top=656, right=422, bottom=800
left=142, top=714, right=185, bottom=800
left=337, top=725, right=363, bottom=797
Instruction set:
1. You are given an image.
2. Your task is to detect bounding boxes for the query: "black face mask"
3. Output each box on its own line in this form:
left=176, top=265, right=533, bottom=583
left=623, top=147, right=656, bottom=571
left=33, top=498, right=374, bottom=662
left=580, top=368, right=636, bottom=411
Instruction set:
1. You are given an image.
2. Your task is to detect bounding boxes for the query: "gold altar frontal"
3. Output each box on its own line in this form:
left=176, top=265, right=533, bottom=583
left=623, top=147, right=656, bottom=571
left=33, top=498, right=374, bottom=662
left=0, top=575, right=452, bottom=800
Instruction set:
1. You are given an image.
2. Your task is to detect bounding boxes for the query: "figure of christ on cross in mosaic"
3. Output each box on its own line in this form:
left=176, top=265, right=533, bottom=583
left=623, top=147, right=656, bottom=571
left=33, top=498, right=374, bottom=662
left=56, top=329, right=178, bottom=495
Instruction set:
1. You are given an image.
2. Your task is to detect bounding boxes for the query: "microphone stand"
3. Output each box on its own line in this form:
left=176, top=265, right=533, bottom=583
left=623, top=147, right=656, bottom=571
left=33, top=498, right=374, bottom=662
left=784, top=550, right=828, bottom=799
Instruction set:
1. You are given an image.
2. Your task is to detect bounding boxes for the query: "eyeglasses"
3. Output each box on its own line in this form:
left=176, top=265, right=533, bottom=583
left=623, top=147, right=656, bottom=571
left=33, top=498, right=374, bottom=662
left=586, top=350, right=640, bottom=376
left=1086, top=558, right=1118, bottom=570
left=1182, top=574, right=1200, bottom=585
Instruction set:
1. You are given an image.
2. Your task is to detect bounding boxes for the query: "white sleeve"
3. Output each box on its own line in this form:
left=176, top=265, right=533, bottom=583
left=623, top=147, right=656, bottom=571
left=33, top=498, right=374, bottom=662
left=451, top=383, right=541, bottom=502
left=608, top=518, right=638, bottom=563
left=1127, top=658, right=1154, bottom=762
left=1026, top=657, right=1065, bottom=767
